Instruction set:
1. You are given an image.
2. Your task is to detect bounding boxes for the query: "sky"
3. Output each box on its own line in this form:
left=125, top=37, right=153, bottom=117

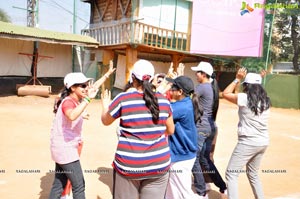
left=0, top=0, right=91, bottom=34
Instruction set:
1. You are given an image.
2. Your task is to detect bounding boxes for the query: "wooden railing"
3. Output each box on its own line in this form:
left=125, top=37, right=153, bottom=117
left=81, top=20, right=189, bottom=51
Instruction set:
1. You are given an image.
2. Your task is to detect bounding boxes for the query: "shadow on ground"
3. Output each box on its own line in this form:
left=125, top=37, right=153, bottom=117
left=97, top=167, right=114, bottom=198
left=39, top=172, right=54, bottom=199
left=207, top=189, right=225, bottom=199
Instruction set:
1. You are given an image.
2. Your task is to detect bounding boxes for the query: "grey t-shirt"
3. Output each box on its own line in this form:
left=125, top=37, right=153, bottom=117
left=195, top=83, right=214, bottom=134
left=237, top=93, right=270, bottom=146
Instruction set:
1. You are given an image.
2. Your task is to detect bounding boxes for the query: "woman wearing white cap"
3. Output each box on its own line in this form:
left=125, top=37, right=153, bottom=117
left=49, top=65, right=115, bottom=199
left=100, top=59, right=175, bottom=199
left=191, top=61, right=227, bottom=198
left=223, top=68, right=271, bottom=199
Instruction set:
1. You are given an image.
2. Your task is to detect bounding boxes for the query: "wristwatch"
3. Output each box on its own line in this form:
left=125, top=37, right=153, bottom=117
left=233, top=79, right=239, bottom=84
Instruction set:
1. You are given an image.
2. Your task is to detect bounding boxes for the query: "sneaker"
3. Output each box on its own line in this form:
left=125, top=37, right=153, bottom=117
left=61, top=195, right=73, bottom=199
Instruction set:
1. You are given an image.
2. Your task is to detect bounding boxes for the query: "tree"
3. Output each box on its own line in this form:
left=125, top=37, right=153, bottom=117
left=0, top=8, right=11, bottom=22
left=239, top=0, right=300, bottom=73
left=273, top=0, right=300, bottom=72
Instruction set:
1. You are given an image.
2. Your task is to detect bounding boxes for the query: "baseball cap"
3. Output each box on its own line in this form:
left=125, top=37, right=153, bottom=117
left=191, top=61, right=213, bottom=76
left=242, top=73, right=262, bottom=84
left=64, top=72, right=93, bottom=89
left=166, top=76, right=194, bottom=95
left=131, top=59, right=155, bottom=82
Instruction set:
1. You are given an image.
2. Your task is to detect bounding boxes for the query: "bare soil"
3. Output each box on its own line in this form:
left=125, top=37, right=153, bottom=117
left=0, top=95, right=299, bottom=199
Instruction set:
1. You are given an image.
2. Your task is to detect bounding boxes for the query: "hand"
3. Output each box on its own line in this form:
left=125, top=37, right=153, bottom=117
left=87, top=87, right=99, bottom=99
left=107, top=60, right=116, bottom=76
left=236, top=67, right=247, bottom=81
left=167, top=63, right=178, bottom=79
left=168, top=62, right=174, bottom=76
left=260, top=69, right=267, bottom=78
left=166, top=63, right=178, bottom=78
left=82, top=110, right=90, bottom=120
left=101, top=89, right=111, bottom=108
left=177, top=63, right=185, bottom=76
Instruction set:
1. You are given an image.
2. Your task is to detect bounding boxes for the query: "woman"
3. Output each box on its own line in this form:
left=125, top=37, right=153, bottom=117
left=223, top=68, right=271, bottom=199
left=50, top=65, right=115, bottom=199
left=164, top=76, right=203, bottom=199
left=100, top=59, right=175, bottom=199
left=191, top=61, right=227, bottom=197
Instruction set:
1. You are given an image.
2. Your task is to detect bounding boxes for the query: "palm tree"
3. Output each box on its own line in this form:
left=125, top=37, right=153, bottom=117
left=0, top=8, right=11, bottom=22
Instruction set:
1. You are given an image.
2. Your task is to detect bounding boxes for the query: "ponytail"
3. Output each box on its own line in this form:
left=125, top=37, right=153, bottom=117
left=53, top=87, right=71, bottom=114
left=133, top=75, right=160, bottom=123
left=191, top=92, right=203, bottom=124
left=211, top=74, right=220, bottom=121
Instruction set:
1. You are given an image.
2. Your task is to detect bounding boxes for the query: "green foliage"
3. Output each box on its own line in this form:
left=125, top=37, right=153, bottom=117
left=0, top=8, right=11, bottom=22
left=241, top=0, right=300, bottom=72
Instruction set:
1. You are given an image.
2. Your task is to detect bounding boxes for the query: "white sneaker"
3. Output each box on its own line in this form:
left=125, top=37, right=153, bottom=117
left=61, top=195, right=73, bottom=199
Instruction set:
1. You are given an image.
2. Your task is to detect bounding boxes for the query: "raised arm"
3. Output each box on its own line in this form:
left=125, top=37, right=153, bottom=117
left=93, top=60, right=116, bottom=90
left=100, top=89, right=115, bottom=125
left=223, top=67, right=247, bottom=104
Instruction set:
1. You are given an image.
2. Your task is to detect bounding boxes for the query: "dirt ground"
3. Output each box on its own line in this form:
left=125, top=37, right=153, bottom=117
left=0, top=95, right=299, bottom=199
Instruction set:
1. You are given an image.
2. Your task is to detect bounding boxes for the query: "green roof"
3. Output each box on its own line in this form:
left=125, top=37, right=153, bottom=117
left=0, top=21, right=99, bottom=47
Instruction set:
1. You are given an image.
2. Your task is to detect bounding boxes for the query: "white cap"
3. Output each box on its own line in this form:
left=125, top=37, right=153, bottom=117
left=131, top=59, right=155, bottom=82
left=242, top=73, right=262, bottom=84
left=191, top=61, right=213, bottom=76
left=64, top=72, right=92, bottom=89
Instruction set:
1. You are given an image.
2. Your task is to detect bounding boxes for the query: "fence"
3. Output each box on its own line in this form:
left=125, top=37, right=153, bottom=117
left=82, top=21, right=189, bottom=52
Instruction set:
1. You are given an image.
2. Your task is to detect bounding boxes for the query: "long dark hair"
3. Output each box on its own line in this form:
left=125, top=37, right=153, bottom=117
left=211, top=73, right=220, bottom=121
left=243, top=83, right=271, bottom=115
left=190, top=92, right=203, bottom=124
left=133, top=75, right=160, bottom=123
left=53, top=87, right=71, bottom=114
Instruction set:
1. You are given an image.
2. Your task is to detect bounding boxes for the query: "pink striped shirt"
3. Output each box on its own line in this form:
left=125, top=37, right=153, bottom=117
left=50, top=97, right=83, bottom=164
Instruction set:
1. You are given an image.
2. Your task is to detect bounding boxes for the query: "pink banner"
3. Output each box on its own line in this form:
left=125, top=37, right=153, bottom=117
left=190, top=0, right=266, bottom=57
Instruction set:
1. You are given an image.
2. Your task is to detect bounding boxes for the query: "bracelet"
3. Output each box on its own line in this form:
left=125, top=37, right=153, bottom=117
left=233, top=79, right=240, bottom=84
left=83, top=96, right=91, bottom=104
left=104, top=74, right=109, bottom=79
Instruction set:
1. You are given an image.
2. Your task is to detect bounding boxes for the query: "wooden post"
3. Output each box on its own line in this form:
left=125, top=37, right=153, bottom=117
left=172, top=54, right=185, bottom=73
left=125, top=47, right=137, bottom=83
left=102, top=50, right=114, bottom=90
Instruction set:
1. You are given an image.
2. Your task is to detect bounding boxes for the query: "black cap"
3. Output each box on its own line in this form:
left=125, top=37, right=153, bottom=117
left=166, top=76, right=194, bottom=95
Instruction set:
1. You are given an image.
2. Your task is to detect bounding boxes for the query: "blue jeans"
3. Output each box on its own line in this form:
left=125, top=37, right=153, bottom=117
left=192, top=133, right=206, bottom=196
left=202, top=129, right=227, bottom=193
left=49, top=160, right=85, bottom=199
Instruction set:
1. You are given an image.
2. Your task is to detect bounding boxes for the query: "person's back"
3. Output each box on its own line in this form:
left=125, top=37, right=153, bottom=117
left=100, top=59, right=175, bottom=199
left=237, top=92, right=270, bottom=146
left=223, top=69, right=271, bottom=199
left=109, top=89, right=173, bottom=179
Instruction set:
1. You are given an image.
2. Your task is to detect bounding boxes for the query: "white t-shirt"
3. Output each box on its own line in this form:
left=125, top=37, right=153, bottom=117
left=237, top=93, right=269, bottom=146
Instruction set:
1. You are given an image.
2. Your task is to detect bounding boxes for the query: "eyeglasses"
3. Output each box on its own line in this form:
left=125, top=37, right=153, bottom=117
left=75, top=84, right=88, bottom=88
